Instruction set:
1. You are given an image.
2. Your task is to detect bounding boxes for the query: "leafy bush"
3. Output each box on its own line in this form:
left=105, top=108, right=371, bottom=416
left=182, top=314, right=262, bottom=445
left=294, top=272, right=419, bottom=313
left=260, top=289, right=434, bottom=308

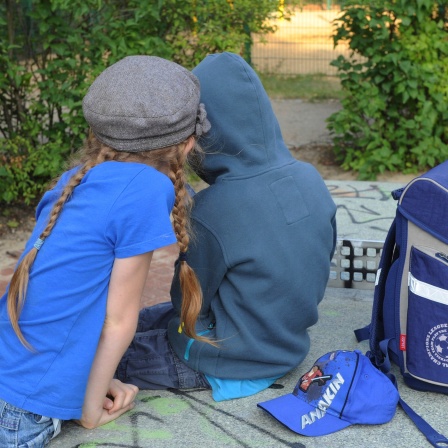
left=328, top=0, right=448, bottom=179
left=0, top=136, right=64, bottom=204
left=0, top=0, right=291, bottom=205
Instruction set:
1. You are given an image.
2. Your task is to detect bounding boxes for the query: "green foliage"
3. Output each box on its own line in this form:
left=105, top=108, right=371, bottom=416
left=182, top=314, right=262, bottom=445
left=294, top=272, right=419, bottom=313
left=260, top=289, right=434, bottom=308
left=0, top=136, right=64, bottom=204
left=328, top=0, right=448, bottom=179
left=160, top=0, right=293, bottom=68
left=0, top=0, right=290, bottom=205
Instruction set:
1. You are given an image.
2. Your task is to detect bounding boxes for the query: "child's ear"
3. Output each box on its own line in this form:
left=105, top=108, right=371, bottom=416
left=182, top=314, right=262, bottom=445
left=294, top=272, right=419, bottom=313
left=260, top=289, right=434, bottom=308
left=183, top=136, right=196, bottom=156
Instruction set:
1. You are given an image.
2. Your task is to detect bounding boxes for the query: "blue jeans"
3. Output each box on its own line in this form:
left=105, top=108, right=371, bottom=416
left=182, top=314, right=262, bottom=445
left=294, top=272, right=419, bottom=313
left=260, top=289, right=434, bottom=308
left=0, top=399, right=54, bottom=448
left=116, top=302, right=210, bottom=390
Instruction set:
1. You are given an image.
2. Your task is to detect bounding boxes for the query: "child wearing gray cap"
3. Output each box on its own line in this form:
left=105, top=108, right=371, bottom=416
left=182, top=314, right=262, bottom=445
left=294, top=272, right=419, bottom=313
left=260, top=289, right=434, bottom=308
left=0, top=55, right=210, bottom=446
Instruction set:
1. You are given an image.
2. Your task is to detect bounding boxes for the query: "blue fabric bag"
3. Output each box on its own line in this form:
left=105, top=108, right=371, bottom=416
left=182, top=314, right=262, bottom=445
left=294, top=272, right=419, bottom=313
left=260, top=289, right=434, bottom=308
left=357, top=160, right=448, bottom=393
left=355, top=161, right=448, bottom=447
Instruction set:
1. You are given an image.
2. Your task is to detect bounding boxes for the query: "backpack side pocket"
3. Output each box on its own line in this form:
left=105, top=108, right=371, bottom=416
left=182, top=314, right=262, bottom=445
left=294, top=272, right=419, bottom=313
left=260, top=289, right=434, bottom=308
left=406, top=246, right=448, bottom=386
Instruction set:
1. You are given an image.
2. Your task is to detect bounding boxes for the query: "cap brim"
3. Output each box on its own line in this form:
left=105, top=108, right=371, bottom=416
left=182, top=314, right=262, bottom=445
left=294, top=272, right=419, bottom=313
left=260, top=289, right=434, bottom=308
left=257, top=393, right=352, bottom=437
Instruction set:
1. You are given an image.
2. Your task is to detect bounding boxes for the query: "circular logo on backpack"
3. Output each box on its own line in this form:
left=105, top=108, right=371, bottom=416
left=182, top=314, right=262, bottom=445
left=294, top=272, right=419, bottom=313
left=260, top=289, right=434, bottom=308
left=435, top=333, right=448, bottom=359
left=426, top=325, right=448, bottom=365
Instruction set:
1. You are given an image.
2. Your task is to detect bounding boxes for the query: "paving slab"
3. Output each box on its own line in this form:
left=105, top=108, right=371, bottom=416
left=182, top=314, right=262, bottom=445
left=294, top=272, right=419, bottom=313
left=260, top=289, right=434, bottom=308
left=271, top=99, right=341, bottom=147
left=326, top=180, right=401, bottom=241
left=326, top=180, right=402, bottom=290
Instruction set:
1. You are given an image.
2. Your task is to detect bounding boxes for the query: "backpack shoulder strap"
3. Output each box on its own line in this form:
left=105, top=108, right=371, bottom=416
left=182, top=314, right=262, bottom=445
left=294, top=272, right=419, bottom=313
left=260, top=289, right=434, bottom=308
left=369, top=218, right=397, bottom=357
left=398, top=397, right=448, bottom=447
left=381, top=354, right=448, bottom=448
left=354, top=218, right=397, bottom=346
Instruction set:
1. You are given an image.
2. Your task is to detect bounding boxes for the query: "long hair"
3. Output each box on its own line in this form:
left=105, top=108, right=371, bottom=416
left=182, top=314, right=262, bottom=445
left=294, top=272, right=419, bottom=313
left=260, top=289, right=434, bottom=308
left=7, top=133, right=210, bottom=348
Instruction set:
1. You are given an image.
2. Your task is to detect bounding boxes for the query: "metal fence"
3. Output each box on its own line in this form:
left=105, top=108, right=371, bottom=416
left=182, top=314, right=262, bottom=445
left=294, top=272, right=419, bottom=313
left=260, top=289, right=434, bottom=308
left=251, top=4, right=352, bottom=76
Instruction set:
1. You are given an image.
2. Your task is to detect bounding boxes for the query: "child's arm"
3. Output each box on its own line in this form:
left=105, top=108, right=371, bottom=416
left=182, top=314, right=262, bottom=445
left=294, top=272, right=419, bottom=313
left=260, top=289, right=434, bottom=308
left=77, top=252, right=153, bottom=429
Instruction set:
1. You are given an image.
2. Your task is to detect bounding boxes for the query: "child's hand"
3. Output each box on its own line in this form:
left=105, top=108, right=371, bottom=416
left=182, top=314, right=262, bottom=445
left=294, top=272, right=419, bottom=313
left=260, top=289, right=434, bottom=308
left=76, top=379, right=139, bottom=429
left=103, top=379, right=139, bottom=415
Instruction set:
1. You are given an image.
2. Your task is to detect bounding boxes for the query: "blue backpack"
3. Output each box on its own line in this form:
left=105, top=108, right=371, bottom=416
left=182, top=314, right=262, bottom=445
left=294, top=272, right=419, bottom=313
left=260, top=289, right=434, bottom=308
left=355, top=161, right=448, bottom=446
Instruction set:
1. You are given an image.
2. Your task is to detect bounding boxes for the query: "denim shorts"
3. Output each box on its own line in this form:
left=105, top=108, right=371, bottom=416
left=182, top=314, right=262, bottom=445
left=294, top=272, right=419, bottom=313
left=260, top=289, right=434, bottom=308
left=0, top=399, right=55, bottom=448
left=116, top=302, right=210, bottom=390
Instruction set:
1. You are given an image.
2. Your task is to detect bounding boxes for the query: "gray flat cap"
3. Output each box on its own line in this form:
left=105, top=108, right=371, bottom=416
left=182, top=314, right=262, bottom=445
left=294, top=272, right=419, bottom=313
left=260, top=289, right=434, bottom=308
left=82, top=55, right=210, bottom=152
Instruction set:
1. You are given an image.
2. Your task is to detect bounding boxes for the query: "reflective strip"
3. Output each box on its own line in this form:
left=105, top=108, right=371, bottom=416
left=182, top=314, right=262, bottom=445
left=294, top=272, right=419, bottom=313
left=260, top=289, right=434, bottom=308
left=184, top=328, right=212, bottom=361
left=408, top=272, right=448, bottom=305
left=184, top=338, right=194, bottom=361
left=375, top=268, right=381, bottom=286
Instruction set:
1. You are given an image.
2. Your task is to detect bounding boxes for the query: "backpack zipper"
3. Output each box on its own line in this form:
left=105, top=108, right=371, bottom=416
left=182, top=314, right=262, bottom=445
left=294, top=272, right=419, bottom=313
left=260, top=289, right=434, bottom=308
left=436, top=252, right=448, bottom=264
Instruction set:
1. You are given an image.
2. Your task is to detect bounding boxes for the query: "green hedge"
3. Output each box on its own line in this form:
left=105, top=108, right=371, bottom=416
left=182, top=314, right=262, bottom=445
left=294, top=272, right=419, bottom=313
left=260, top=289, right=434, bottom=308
left=0, top=0, right=292, bottom=205
left=328, top=0, right=448, bottom=179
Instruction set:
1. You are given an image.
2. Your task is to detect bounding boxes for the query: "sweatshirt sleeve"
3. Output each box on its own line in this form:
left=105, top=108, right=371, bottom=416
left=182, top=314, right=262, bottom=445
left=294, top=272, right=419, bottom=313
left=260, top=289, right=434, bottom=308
left=170, top=218, right=228, bottom=320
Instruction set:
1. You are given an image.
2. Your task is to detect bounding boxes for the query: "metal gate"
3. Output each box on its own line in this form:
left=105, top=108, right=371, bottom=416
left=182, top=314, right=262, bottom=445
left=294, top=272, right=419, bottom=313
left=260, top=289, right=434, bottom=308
left=251, top=3, right=351, bottom=76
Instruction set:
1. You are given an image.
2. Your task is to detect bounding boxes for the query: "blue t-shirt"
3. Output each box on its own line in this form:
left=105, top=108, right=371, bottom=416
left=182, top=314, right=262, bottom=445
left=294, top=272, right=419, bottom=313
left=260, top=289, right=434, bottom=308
left=0, top=161, right=176, bottom=420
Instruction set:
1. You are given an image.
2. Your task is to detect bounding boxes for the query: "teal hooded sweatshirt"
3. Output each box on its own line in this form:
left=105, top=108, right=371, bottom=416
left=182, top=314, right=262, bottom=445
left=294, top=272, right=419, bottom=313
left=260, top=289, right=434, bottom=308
left=168, top=52, right=337, bottom=379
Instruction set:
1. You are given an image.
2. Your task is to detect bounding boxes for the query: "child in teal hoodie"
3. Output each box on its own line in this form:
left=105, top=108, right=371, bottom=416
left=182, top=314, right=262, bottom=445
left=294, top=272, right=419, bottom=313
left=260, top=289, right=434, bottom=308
left=117, top=52, right=337, bottom=401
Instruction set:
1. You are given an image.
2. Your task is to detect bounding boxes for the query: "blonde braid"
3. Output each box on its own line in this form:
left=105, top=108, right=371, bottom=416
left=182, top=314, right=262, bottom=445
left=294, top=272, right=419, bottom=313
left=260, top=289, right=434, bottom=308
left=169, top=151, right=216, bottom=346
left=7, top=145, right=115, bottom=349
left=171, top=161, right=192, bottom=253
